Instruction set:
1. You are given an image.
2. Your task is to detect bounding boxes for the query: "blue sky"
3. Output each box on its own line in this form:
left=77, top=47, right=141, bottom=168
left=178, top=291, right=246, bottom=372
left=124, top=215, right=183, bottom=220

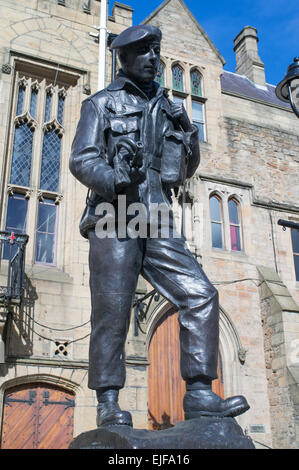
left=109, top=0, right=299, bottom=86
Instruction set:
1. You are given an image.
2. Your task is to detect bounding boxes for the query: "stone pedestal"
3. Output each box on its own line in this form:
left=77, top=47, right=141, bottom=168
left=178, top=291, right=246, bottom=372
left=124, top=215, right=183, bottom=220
left=69, top=417, right=255, bottom=449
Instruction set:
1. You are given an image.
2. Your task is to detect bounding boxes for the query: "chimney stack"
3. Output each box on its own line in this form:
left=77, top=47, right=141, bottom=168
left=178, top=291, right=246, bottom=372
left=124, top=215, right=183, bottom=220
left=233, top=26, right=266, bottom=86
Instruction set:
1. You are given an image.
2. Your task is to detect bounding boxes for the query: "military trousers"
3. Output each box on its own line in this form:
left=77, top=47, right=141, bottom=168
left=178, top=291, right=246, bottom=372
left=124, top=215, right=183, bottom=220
left=87, top=227, right=219, bottom=390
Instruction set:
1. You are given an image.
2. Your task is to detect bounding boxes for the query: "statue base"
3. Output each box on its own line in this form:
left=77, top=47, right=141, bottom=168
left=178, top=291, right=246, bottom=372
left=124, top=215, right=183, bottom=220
left=69, top=417, right=255, bottom=449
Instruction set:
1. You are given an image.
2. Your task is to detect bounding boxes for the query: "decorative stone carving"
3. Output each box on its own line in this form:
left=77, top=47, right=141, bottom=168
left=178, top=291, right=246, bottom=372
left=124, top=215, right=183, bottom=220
left=37, top=190, right=44, bottom=202
left=18, top=76, right=28, bottom=89
left=31, top=80, right=40, bottom=92
left=54, top=193, right=63, bottom=205
left=82, top=1, right=91, bottom=14
left=43, top=118, right=64, bottom=137
left=83, top=84, right=91, bottom=95
left=58, top=87, right=67, bottom=99
left=2, top=64, right=12, bottom=74
left=14, top=111, right=37, bottom=131
left=238, top=347, right=247, bottom=364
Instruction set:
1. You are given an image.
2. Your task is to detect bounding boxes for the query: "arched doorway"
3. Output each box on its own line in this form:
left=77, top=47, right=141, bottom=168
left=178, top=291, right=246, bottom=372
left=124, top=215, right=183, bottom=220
left=0, top=382, right=75, bottom=449
left=148, top=308, right=224, bottom=430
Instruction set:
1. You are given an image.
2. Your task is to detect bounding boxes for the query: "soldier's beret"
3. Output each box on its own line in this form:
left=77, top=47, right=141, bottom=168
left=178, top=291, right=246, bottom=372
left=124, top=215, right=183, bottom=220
left=110, top=25, right=162, bottom=50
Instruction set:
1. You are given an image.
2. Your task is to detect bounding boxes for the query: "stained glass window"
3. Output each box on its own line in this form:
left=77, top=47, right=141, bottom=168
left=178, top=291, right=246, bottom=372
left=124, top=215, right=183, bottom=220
left=210, top=195, right=223, bottom=249
left=155, top=62, right=165, bottom=87
left=40, top=130, right=62, bottom=192
left=291, top=229, right=299, bottom=281
left=192, top=101, right=205, bottom=142
left=35, top=198, right=57, bottom=264
left=10, top=124, right=33, bottom=187
left=190, top=70, right=202, bottom=96
left=228, top=199, right=241, bottom=251
left=16, top=85, right=25, bottom=115
left=172, top=65, right=184, bottom=92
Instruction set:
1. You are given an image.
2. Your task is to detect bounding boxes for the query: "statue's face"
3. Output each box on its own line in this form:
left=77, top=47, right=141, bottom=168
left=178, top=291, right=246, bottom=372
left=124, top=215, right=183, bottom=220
left=120, top=40, right=161, bottom=84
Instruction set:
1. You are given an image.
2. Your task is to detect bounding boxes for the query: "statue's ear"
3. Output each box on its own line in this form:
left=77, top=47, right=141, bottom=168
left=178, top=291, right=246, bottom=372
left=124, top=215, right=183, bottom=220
left=118, top=49, right=128, bottom=68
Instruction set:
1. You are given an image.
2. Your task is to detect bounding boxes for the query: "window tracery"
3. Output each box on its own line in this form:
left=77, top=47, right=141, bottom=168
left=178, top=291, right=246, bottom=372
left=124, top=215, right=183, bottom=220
left=4, top=67, right=70, bottom=266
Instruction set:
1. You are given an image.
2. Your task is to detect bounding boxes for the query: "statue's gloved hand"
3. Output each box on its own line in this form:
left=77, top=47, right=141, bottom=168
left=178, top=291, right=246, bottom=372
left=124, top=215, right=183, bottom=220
left=113, top=156, right=131, bottom=191
left=170, top=102, right=193, bottom=132
left=113, top=137, right=145, bottom=193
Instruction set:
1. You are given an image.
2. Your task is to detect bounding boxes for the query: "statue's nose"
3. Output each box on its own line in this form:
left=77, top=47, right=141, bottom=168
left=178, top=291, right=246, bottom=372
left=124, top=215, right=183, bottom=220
left=149, top=48, right=158, bottom=60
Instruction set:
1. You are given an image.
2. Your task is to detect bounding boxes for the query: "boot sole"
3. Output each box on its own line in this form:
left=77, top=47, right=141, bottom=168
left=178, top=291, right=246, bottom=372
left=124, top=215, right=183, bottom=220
left=97, top=412, right=133, bottom=428
left=185, top=403, right=250, bottom=420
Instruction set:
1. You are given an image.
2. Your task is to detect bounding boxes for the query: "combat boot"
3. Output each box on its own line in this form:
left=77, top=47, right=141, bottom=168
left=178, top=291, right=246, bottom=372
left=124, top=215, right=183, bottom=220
left=183, top=388, right=250, bottom=419
left=96, top=388, right=133, bottom=427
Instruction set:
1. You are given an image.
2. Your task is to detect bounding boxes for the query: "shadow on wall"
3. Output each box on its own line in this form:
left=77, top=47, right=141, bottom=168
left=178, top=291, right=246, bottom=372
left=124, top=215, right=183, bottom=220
left=148, top=409, right=175, bottom=430
left=5, top=274, right=38, bottom=360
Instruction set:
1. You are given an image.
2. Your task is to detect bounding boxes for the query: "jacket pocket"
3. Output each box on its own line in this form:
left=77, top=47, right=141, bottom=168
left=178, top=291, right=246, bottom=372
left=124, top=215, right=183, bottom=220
left=110, top=116, right=139, bottom=135
left=161, top=130, right=190, bottom=187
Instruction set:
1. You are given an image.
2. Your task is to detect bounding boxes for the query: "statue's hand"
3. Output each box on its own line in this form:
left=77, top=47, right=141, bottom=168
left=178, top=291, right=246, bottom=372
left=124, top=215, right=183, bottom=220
left=170, top=102, right=193, bottom=132
left=113, top=156, right=131, bottom=192
left=129, top=163, right=146, bottom=185
left=113, top=137, right=145, bottom=192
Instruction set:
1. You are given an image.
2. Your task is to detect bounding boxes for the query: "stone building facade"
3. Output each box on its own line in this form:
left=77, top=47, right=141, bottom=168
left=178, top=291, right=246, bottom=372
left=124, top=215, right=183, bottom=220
left=0, top=0, right=298, bottom=449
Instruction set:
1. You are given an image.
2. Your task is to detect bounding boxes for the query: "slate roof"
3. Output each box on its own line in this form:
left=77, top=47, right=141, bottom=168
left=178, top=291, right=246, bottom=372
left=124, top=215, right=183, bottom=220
left=220, top=71, right=291, bottom=110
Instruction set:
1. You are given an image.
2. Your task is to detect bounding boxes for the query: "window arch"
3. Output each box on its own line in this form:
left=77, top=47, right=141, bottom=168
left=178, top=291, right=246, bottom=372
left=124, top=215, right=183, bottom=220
left=172, top=64, right=184, bottom=92
left=209, top=194, right=224, bottom=249
left=2, top=62, right=74, bottom=269
left=228, top=198, right=242, bottom=251
left=155, top=60, right=165, bottom=87
left=190, top=69, right=202, bottom=97
left=10, top=82, right=35, bottom=187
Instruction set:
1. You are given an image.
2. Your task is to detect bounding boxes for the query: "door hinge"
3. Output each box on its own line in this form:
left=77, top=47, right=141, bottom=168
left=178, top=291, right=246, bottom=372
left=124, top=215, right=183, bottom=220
left=5, top=390, right=36, bottom=406
left=42, top=391, right=75, bottom=409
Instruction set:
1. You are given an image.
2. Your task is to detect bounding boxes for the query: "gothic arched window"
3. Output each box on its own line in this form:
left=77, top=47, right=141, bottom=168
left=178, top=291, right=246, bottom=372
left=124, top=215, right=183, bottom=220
left=172, top=65, right=184, bottom=92
left=3, top=65, right=73, bottom=267
left=210, top=195, right=223, bottom=249
left=155, top=61, right=165, bottom=87
left=228, top=198, right=242, bottom=251
left=190, top=70, right=202, bottom=97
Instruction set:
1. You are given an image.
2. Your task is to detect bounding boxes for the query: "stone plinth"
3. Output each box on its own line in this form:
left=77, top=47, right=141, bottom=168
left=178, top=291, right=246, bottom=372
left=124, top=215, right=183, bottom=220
left=69, top=417, right=255, bottom=449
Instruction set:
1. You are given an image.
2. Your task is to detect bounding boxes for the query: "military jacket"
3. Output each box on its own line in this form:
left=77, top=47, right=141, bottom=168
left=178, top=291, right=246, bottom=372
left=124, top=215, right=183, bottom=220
left=69, top=73, right=200, bottom=238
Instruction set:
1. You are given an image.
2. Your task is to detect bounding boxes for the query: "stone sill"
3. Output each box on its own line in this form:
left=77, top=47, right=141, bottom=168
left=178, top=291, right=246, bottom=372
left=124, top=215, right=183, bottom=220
left=0, top=262, right=73, bottom=284
left=6, top=355, right=149, bottom=368
left=209, top=248, right=248, bottom=262
left=6, top=356, right=88, bottom=369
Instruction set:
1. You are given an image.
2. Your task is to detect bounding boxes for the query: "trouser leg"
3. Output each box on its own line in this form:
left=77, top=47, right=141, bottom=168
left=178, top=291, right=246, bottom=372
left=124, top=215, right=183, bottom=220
left=87, top=230, right=143, bottom=390
left=142, top=236, right=219, bottom=381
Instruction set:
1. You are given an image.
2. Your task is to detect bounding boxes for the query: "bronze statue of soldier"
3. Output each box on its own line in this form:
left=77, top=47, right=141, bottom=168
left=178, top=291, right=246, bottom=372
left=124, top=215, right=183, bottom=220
left=70, top=25, right=249, bottom=427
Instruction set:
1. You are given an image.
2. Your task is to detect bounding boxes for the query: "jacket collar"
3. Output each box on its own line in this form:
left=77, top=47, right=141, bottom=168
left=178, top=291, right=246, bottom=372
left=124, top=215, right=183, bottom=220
left=107, top=71, right=167, bottom=99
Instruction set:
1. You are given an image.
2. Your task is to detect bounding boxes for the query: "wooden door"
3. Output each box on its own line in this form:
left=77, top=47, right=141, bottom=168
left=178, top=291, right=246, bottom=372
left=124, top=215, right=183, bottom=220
left=148, top=309, right=224, bottom=430
left=1, top=383, right=75, bottom=449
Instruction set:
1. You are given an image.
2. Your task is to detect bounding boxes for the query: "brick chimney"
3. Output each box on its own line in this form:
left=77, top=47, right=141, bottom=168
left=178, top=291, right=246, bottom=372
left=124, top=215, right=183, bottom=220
left=233, top=26, right=266, bottom=86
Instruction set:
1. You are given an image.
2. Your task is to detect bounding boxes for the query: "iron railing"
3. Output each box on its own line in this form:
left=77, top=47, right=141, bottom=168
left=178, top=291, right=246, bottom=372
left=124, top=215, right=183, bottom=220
left=133, top=289, right=160, bottom=336
left=0, top=231, right=29, bottom=307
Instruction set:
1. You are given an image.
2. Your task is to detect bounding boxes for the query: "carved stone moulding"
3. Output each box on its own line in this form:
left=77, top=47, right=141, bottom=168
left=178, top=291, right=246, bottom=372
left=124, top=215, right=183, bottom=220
left=14, top=111, right=37, bottom=131
left=7, top=185, right=33, bottom=199
left=43, top=118, right=64, bottom=137
left=37, top=190, right=63, bottom=205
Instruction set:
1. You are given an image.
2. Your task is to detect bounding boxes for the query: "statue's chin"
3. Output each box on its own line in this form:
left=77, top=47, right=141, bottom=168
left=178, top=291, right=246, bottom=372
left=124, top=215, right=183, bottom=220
left=124, top=70, right=155, bottom=85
